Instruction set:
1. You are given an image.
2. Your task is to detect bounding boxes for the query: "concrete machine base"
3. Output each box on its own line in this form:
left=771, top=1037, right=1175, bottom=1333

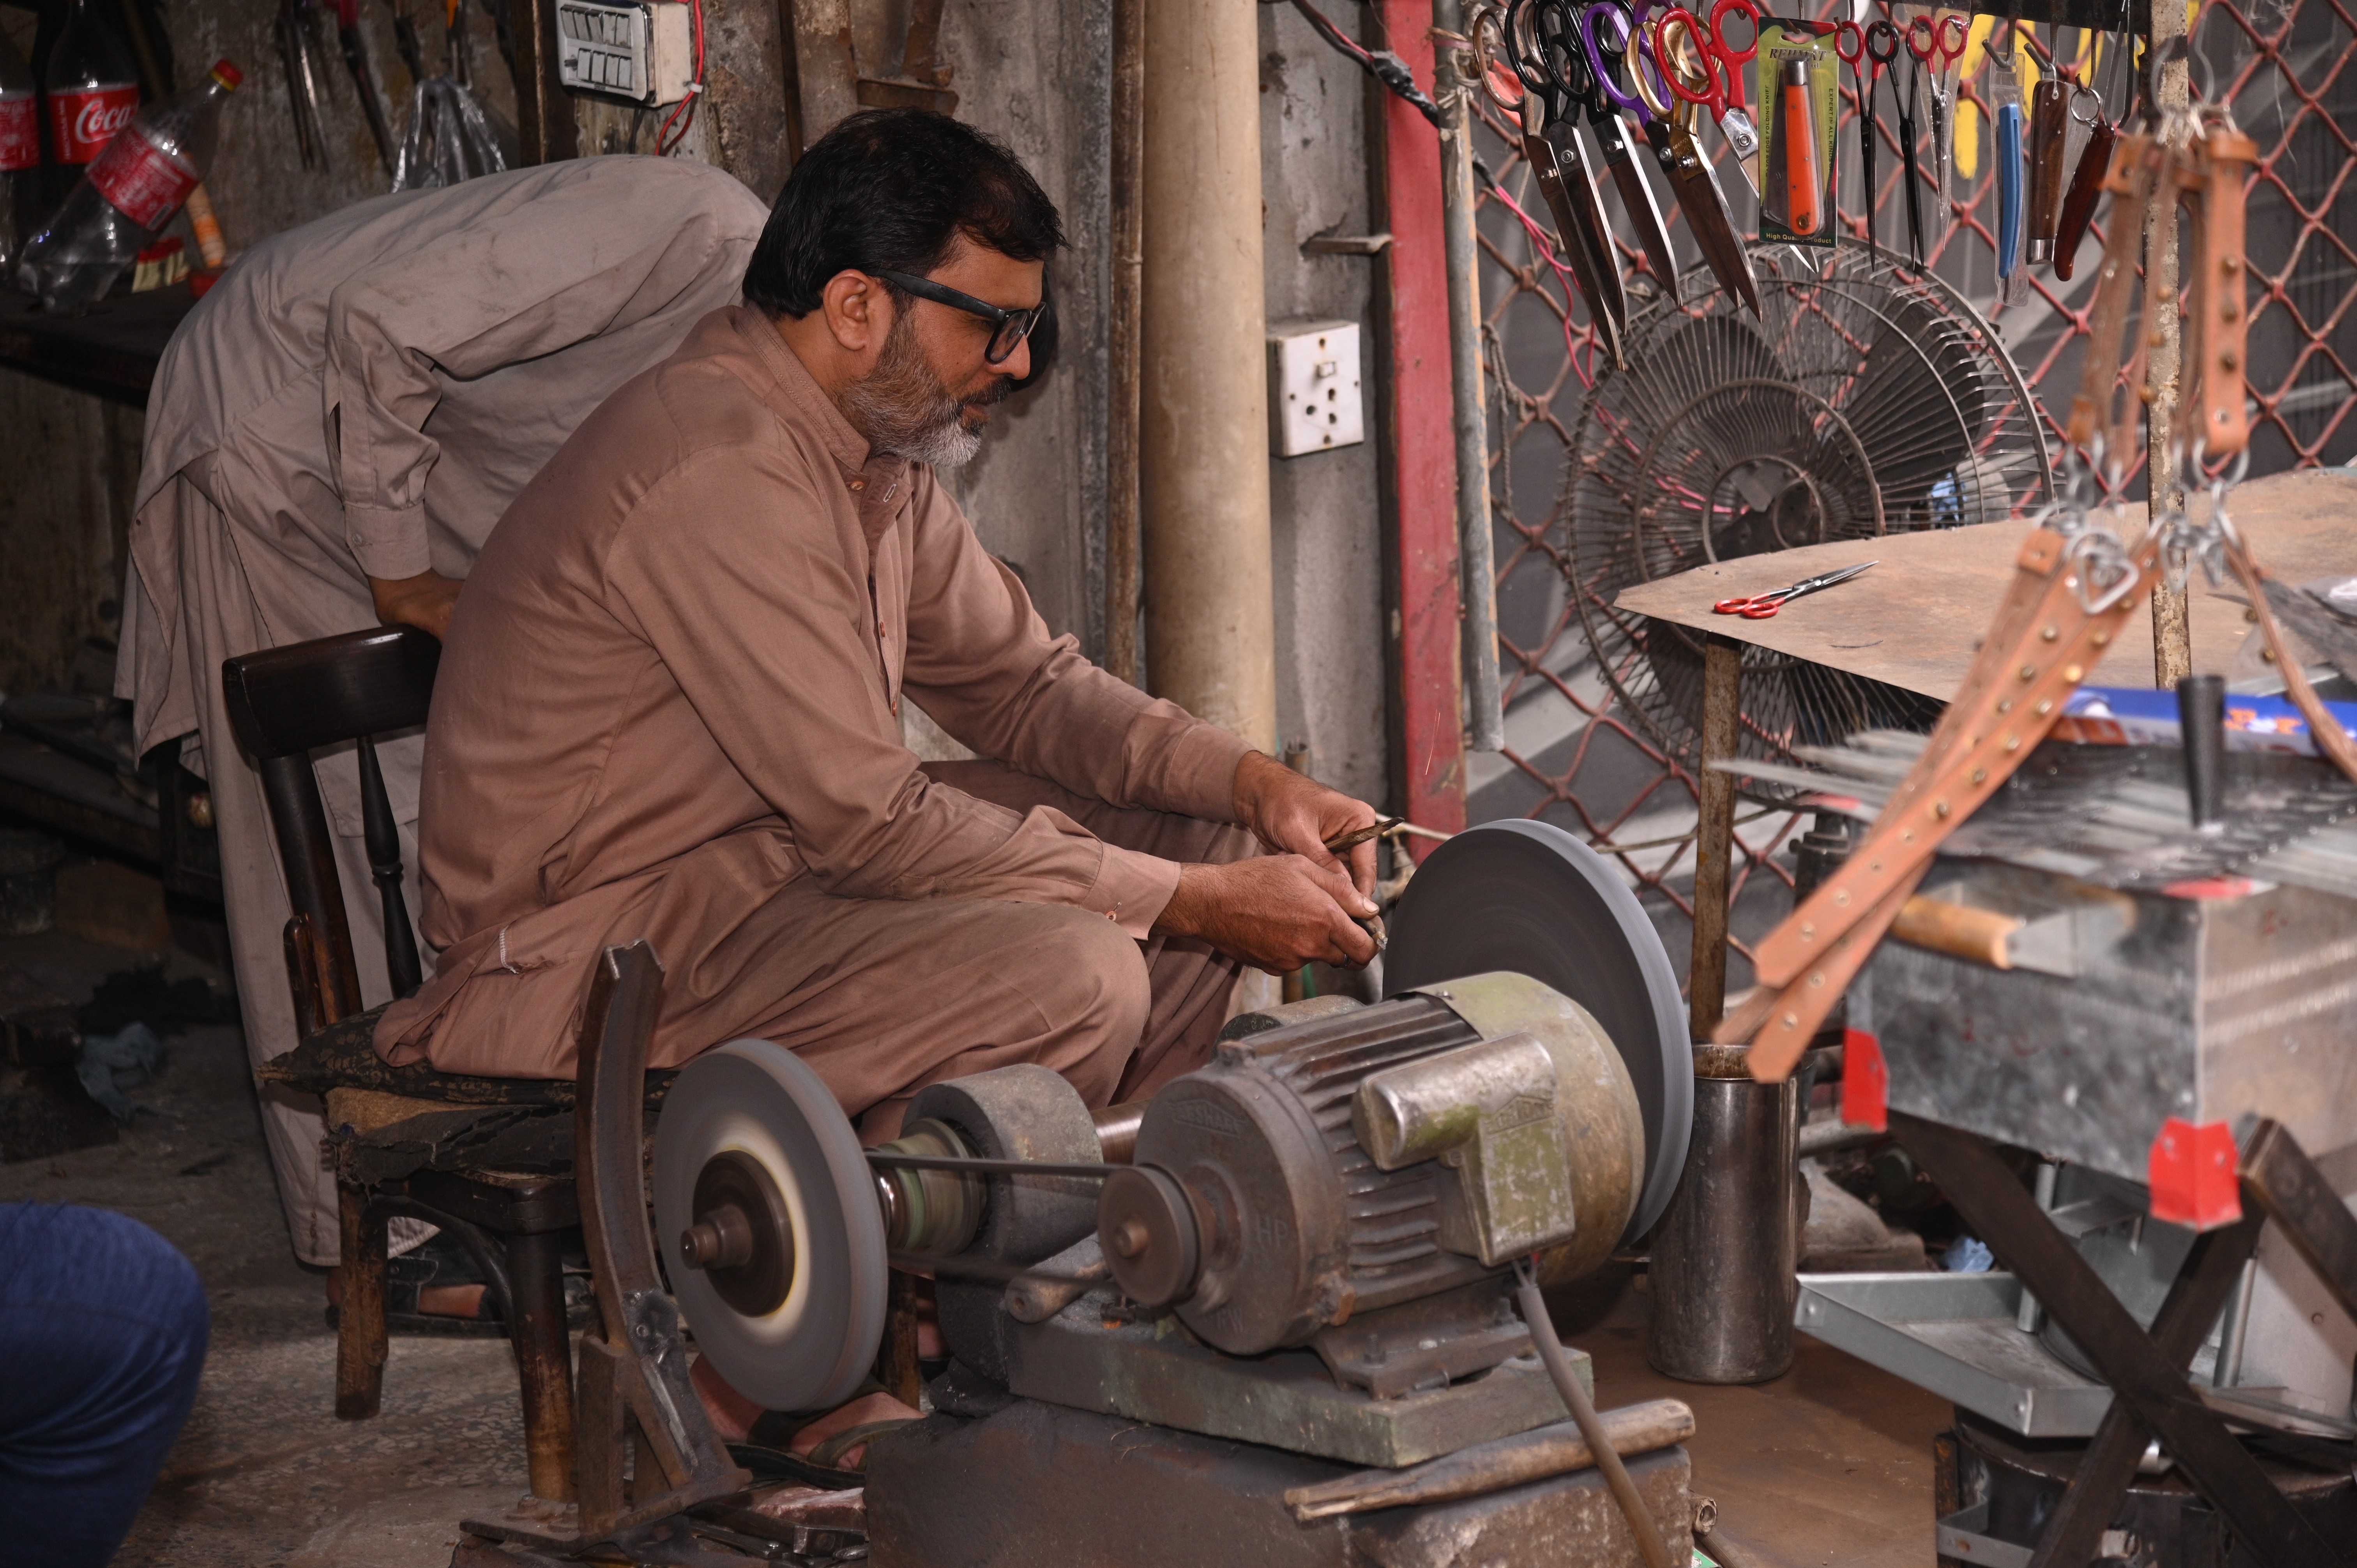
left=865, top=1396, right=1694, bottom=1568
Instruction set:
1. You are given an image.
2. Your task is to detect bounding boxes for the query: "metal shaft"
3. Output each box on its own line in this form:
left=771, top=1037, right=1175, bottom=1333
left=1514, top=1268, right=1677, bottom=1568
left=1433, top=0, right=1502, bottom=752
left=2146, top=0, right=2191, bottom=687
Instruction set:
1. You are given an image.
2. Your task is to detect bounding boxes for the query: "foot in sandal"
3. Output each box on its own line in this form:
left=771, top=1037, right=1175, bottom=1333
left=692, top=1358, right=921, bottom=1478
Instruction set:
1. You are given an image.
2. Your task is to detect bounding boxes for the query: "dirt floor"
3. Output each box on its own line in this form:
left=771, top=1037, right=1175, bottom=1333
left=2, top=922, right=1949, bottom=1568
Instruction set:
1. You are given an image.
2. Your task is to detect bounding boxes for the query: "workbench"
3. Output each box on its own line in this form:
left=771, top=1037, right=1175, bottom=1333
left=1611, top=468, right=2357, bottom=1021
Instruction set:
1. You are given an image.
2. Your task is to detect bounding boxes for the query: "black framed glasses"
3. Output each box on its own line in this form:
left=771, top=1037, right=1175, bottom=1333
left=876, top=269, right=1047, bottom=365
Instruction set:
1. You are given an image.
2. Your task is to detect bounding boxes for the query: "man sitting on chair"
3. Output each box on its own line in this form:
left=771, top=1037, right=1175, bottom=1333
left=375, top=110, right=1383, bottom=1457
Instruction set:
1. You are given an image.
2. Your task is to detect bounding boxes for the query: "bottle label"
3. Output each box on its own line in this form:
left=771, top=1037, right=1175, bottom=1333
left=47, top=83, right=139, bottom=163
left=0, top=93, right=35, bottom=172
left=88, top=127, right=196, bottom=230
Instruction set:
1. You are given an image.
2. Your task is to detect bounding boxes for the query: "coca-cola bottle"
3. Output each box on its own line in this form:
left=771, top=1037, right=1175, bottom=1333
left=0, top=30, right=35, bottom=273
left=39, top=0, right=138, bottom=220
left=17, top=60, right=241, bottom=312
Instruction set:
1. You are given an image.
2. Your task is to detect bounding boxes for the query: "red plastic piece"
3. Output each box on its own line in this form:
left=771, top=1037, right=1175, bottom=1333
left=1841, top=1026, right=1887, bottom=1131
left=2148, top=1118, right=2243, bottom=1231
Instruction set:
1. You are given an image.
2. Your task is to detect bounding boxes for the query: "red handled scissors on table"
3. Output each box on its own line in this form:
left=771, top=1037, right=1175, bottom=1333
left=1712, top=560, right=1877, bottom=618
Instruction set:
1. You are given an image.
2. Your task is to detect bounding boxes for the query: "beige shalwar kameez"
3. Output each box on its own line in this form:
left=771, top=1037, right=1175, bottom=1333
left=119, top=157, right=769, bottom=1262
left=375, top=305, right=1256, bottom=1134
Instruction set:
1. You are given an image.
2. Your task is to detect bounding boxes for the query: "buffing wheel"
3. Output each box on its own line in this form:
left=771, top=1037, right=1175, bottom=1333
left=1383, top=819, right=1694, bottom=1242
left=652, top=1040, right=889, bottom=1412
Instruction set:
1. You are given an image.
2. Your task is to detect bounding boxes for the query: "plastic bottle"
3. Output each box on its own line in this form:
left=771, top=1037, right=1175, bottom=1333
left=17, top=59, right=241, bottom=312
left=0, top=30, right=36, bottom=272
left=38, top=0, right=138, bottom=221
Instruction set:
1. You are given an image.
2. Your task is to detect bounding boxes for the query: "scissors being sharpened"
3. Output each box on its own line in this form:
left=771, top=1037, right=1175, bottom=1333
left=1712, top=560, right=1877, bottom=618
left=1650, top=0, right=1763, bottom=196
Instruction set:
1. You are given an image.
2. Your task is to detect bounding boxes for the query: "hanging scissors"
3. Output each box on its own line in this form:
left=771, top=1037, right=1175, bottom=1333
left=1896, top=19, right=1929, bottom=269
left=1650, top=0, right=1762, bottom=190
left=1527, top=0, right=1632, bottom=356
left=1855, top=19, right=1899, bottom=264
left=1907, top=11, right=1966, bottom=227
left=1712, top=560, right=1878, bottom=618
left=1626, top=0, right=1762, bottom=313
left=1478, top=0, right=1629, bottom=365
left=1576, top=0, right=1683, bottom=291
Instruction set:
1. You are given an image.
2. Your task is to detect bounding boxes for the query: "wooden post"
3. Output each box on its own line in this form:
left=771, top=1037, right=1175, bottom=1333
left=2146, top=0, right=2191, bottom=686
left=334, top=1185, right=389, bottom=1420
left=1689, top=632, right=1743, bottom=1040
left=512, top=0, right=579, bottom=164
left=1104, top=0, right=1147, bottom=685
left=1379, top=0, right=1469, bottom=844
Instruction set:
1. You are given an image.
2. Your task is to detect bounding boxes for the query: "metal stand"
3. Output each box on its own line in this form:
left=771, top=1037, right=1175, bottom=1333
left=1890, top=1112, right=2352, bottom=1566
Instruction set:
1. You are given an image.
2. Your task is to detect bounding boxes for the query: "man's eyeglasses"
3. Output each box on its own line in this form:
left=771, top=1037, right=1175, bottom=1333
left=877, top=269, right=1047, bottom=365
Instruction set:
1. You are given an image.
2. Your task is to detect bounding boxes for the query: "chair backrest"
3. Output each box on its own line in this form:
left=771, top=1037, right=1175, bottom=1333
left=222, top=626, right=440, bottom=1037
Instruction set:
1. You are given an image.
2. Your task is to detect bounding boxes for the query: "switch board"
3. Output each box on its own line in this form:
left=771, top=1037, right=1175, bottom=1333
left=556, top=0, right=694, bottom=106
left=1267, top=320, right=1364, bottom=457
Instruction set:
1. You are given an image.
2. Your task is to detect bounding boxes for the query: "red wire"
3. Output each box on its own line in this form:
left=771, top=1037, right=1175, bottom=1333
left=656, top=0, right=705, bottom=154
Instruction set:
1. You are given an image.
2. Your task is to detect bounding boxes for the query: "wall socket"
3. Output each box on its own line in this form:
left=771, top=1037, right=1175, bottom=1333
left=555, top=0, right=695, bottom=106
left=1267, top=320, right=1364, bottom=457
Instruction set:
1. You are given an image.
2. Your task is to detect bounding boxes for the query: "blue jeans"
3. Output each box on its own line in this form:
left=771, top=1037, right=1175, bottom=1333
left=0, top=1203, right=210, bottom=1567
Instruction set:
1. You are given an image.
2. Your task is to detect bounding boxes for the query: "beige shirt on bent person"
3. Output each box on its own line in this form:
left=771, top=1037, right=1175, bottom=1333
left=376, top=305, right=1252, bottom=1077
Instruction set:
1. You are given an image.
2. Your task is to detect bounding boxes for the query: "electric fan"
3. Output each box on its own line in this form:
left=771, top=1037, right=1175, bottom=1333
left=1565, top=239, right=2053, bottom=797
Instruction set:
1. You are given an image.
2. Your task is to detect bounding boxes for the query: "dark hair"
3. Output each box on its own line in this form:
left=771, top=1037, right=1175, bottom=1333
left=744, top=109, right=1065, bottom=318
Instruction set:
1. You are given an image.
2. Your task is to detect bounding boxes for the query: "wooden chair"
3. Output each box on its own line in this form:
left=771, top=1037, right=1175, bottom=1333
left=224, top=625, right=591, bottom=1505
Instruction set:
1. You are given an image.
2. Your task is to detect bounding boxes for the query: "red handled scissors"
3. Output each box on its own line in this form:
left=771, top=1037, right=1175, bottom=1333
left=1651, top=0, right=1762, bottom=166
left=1712, top=560, right=1877, bottom=618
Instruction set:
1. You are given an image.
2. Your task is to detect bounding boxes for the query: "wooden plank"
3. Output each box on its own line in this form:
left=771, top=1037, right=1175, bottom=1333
left=1610, top=470, right=2357, bottom=704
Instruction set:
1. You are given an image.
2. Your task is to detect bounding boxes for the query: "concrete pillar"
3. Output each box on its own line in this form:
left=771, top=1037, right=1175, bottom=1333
left=1139, top=0, right=1277, bottom=752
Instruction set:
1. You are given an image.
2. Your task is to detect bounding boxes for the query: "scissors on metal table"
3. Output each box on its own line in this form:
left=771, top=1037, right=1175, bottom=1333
left=1712, top=560, right=1878, bottom=618
left=1626, top=0, right=1760, bottom=313
left=1906, top=10, right=1966, bottom=226
left=1650, top=0, right=1762, bottom=195
left=1475, top=0, right=1629, bottom=364
left=1573, top=0, right=1682, bottom=292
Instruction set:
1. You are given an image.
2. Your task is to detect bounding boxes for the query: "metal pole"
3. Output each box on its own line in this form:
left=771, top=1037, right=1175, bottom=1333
left=1432, top=7, right=1503, bottom=752
left=1689, top=631, right=1742, bottom=1039
left=1104, top=0, right=1147, bottom=685
left=2146, top=0, right=2191, bottom=687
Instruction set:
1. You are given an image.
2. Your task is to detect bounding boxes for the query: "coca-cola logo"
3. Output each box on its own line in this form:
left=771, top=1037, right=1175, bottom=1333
left=73, top=96, right=136, bottom=143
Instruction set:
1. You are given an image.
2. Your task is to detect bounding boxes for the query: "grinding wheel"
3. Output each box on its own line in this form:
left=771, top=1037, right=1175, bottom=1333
left=652, top=1039, right=888, bottom=1412
left=1383, top=819, right=1693, bottom=1241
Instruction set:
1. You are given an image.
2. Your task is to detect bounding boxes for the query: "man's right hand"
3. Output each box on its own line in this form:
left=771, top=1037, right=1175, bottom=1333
left=369, top=569, right=463, bottom=639
left=1155, top=855, right=1381, bottom=975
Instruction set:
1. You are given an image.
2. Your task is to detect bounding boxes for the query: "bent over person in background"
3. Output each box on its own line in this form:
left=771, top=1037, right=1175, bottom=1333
left=374, top=109, right=1385, bottom=1461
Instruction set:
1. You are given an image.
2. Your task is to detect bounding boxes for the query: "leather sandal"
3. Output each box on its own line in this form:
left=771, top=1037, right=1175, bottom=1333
left=732, top=1380, right=921, bottom=1486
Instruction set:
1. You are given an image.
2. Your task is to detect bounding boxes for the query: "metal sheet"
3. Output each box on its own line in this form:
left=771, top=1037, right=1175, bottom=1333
left=1384, top=819, right=1693, bottom=1241
left=1793, top=1272, right=2114, bottom=1437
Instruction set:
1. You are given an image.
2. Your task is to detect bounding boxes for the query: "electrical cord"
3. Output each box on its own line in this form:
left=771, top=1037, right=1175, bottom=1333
left=1513, top=1258, right=1678, bottom=1568
left=656, top=0, right=706, bottom=154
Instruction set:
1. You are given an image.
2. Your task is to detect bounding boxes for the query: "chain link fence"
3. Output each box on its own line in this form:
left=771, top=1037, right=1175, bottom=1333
left=1457, top=0, right=2355, bottom=991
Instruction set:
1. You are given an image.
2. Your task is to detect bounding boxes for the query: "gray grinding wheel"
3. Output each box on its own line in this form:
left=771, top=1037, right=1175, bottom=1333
left=653, top=1039, right=887, bottom=1412
left=1383, top=819, right=1693, bottom=1242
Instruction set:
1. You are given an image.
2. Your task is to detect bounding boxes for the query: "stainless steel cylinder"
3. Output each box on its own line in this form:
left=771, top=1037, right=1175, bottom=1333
left=1646, top=1044, right=1800, bottom=1384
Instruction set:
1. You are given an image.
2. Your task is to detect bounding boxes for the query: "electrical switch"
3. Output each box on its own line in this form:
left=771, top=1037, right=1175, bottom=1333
left=1267, top=320, right=1364, bottom=458
left=555, top=0, right=695, bottom=107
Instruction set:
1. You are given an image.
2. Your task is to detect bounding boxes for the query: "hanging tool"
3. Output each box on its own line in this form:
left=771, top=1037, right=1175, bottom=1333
left=1711, top=559, right=1876, bottom=618
left=2025, top=58, right=2068, bottom=263
left=391, top=0, right=426, bottom=83
left=1856, top=19, right=1899, bottom=263
left=1626, top=3, right=1761, bottom=313
left=1896, top=23, right=1929, bottom=269
left=1532, top=0, right=1631, bottom=352
left=1650, top=0, right=1762, bottom=194
left=2053, top=12, right=2131, bottom=281
left=1832, top=20, right=1865, bottom=245
left=1907, top=11, right=1965, bottom=230
left=1575, top=0, right=1683, bottom=291
left=1775, top=58, right=1823, bottom=237
left=276, top=0, right=334, bottom=170
left=1989, top=8, right=2029, bottom=304
left=1481, top=0, right=1629, bottom=366
left=334, top=0, right=398, bottom=174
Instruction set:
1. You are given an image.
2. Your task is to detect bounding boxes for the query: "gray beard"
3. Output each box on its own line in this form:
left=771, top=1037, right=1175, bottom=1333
left=839, top=311, right=993, bottom=468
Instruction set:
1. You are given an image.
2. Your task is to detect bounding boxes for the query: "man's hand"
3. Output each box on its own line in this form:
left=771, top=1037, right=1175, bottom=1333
left=1232, top=750, right=1381, bottom=899
left=1155, top=856, right=1382, bottom=975
left=369, top=569, right=463, bottom=639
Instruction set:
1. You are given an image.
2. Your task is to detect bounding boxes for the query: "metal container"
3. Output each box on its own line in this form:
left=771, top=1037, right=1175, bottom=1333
left=1647, top=1044, right=1800, bottom=1383
left=0, top=830, right=65, bottom=936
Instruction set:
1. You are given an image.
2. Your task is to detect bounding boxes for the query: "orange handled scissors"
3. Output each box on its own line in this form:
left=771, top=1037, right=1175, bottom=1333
left=1712, top=560, right=1877, bottom=618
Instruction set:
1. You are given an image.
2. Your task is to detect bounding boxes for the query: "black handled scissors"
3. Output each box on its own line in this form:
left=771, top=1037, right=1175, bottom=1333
left=1492, top=0, right=1630, bottom=363
left=1856, top=19, right=1898, bottom=264
left=1896, top=25, right=1929, bottom=270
